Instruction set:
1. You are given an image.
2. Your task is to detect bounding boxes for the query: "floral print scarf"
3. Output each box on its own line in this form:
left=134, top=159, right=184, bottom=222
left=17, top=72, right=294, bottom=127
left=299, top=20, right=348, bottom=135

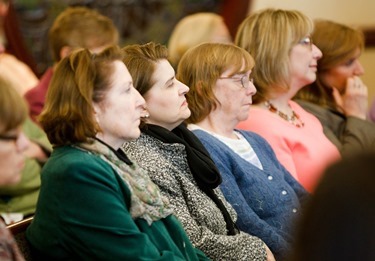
left=76, top=139, right=173, bottom=225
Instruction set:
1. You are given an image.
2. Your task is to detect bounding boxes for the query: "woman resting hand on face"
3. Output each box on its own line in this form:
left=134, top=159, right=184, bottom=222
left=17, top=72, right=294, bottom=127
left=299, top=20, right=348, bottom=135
left=121, top=42, right=273, bottom=261
left=294, top=19, right=375, bottom=155
left=26, top=45, right=208, bottom=261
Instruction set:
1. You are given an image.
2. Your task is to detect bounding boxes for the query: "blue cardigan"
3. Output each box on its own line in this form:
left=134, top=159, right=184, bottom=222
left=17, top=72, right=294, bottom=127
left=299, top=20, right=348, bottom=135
left=192, top=129, right=309, bottom=260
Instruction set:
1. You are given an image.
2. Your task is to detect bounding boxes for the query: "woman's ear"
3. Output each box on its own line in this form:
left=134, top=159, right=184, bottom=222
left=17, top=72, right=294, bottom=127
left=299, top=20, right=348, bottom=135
left=92, top=103, right=101, bottom=123
left=59, top=46, right=74, bottom=60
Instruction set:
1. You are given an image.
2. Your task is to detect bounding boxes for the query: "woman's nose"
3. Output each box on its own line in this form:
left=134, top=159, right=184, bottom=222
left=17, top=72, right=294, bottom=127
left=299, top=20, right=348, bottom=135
left=312, top=44, right=323, bottom=60
left=354, top=60, right=365, bottom=76
left=247, top=81, right=257, bottom=96
left=179, top=80, right=190, bottom=95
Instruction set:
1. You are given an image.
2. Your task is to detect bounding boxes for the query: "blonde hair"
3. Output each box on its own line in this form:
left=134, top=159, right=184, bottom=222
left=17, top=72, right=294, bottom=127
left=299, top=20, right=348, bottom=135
left=177, top=43, right=254, bottom=124
left=49, top=6, right=119, bottom=62
left=168, top=12, right=231, bottom=68
left=296, top=20, right=365, bottom=108
left=235, top=8, right=313, bottom=103
left=0, top=77, right=27, bottom=134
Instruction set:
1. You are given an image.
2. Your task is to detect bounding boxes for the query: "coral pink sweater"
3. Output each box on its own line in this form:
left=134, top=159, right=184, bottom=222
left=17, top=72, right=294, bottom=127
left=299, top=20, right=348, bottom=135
left=237, top=101, right=340, bottom=192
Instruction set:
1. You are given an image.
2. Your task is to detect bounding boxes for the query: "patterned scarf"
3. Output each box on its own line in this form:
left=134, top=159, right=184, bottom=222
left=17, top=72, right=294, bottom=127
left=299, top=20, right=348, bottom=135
left=76, top=138, right=173, bottom=225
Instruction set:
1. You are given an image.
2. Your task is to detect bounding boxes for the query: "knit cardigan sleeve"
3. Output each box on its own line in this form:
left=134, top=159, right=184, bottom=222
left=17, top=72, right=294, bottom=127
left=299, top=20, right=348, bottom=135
left=242, top=130, right=310, bottom=206
left=194, top=129, right=312, bottom=260
left=193, top=130, right=290, bottom=258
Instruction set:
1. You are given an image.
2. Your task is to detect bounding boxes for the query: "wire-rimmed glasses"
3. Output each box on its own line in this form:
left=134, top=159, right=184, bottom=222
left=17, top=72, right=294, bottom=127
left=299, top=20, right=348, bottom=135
left=218, top=74, right=253, bottom=89
left=298, top=35, right=313, bottom=50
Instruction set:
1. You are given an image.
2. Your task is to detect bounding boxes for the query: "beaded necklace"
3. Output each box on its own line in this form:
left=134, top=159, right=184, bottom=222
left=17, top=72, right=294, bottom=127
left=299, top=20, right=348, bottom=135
left=264, top=101, right=305, bottom=128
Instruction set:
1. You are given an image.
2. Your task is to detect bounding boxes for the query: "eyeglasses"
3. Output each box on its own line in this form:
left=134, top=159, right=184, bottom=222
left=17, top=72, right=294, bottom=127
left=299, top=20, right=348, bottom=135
left=298, top=36, right=313, bottom=49
left=0, top=134, right=18, bottom=142
left=219, top=74, right=253, bottom=89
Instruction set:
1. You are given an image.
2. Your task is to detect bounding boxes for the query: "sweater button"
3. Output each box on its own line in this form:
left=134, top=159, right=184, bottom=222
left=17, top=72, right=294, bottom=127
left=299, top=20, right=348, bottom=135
left=292, top=208, right=297, bottom=213
left=268, top=176, right=273, bottom=180
left=281, top=190, right=287, bottom=195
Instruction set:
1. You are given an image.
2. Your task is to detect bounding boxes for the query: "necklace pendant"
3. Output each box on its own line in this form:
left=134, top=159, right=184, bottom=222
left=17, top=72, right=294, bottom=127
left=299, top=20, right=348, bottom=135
left=265, top=100, right=305, bottom=128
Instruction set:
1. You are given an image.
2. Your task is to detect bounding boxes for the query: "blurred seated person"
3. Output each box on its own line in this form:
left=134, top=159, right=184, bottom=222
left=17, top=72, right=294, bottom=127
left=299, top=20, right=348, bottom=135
left=0, top=73, right=51, bottom=223
left=0, top=2, right=51, bottom=218
left=0, top=0, right=39, bottom=96
left=294, top=19, right=375, bottom=155
left=24, top=6, right=119, bottom=123
left=121, top=42, right=274, bottom=260
left=168, top=12, right=232, bottom=69
left=0, top=76, right=30, bottom=260
left=178, top=42, right=309, bottom=260
left=26, top=46, right=208, bottom=260
left=0, top=116, right=50, bottom=224
left=290, top=150, right=375, bottom=261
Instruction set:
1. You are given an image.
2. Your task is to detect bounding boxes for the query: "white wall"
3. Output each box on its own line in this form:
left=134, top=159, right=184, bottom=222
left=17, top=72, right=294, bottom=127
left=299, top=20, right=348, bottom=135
left=251, top=0, right=375, bottom=26
left=250, top=0, right=375, bottom=104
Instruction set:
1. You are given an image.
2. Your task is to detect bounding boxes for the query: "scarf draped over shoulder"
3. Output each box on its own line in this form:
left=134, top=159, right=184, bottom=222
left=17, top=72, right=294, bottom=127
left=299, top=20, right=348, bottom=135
left=76, top=138, right=173, bottom=225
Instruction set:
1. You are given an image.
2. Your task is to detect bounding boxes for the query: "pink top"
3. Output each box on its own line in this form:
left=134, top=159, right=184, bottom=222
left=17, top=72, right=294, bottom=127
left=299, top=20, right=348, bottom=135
left=237, top=100, right=340, bottom=193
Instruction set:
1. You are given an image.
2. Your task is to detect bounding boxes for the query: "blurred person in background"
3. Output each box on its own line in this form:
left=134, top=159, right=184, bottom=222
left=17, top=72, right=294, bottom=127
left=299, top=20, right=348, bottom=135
left=24, top=6, right=119, bottom=123
left=290, top=150, right=375, bottom=261
left=0, top=0, right=39, bottom=96
left=168, top=12, right=232, bottom=69
left=0, top=77, right=30, bottom=261
left=0, top=2, right=51, bottom=219
left=0, top=74, right=50, bottom=224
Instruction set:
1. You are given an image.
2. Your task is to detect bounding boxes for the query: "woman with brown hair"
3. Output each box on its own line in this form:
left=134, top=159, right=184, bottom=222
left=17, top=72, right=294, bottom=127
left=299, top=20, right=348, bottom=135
left=26, top=45, right=208, bottom=260
left=294, top=19, right=375, bottom=155
left=178, top=41, right=309, bottom=261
